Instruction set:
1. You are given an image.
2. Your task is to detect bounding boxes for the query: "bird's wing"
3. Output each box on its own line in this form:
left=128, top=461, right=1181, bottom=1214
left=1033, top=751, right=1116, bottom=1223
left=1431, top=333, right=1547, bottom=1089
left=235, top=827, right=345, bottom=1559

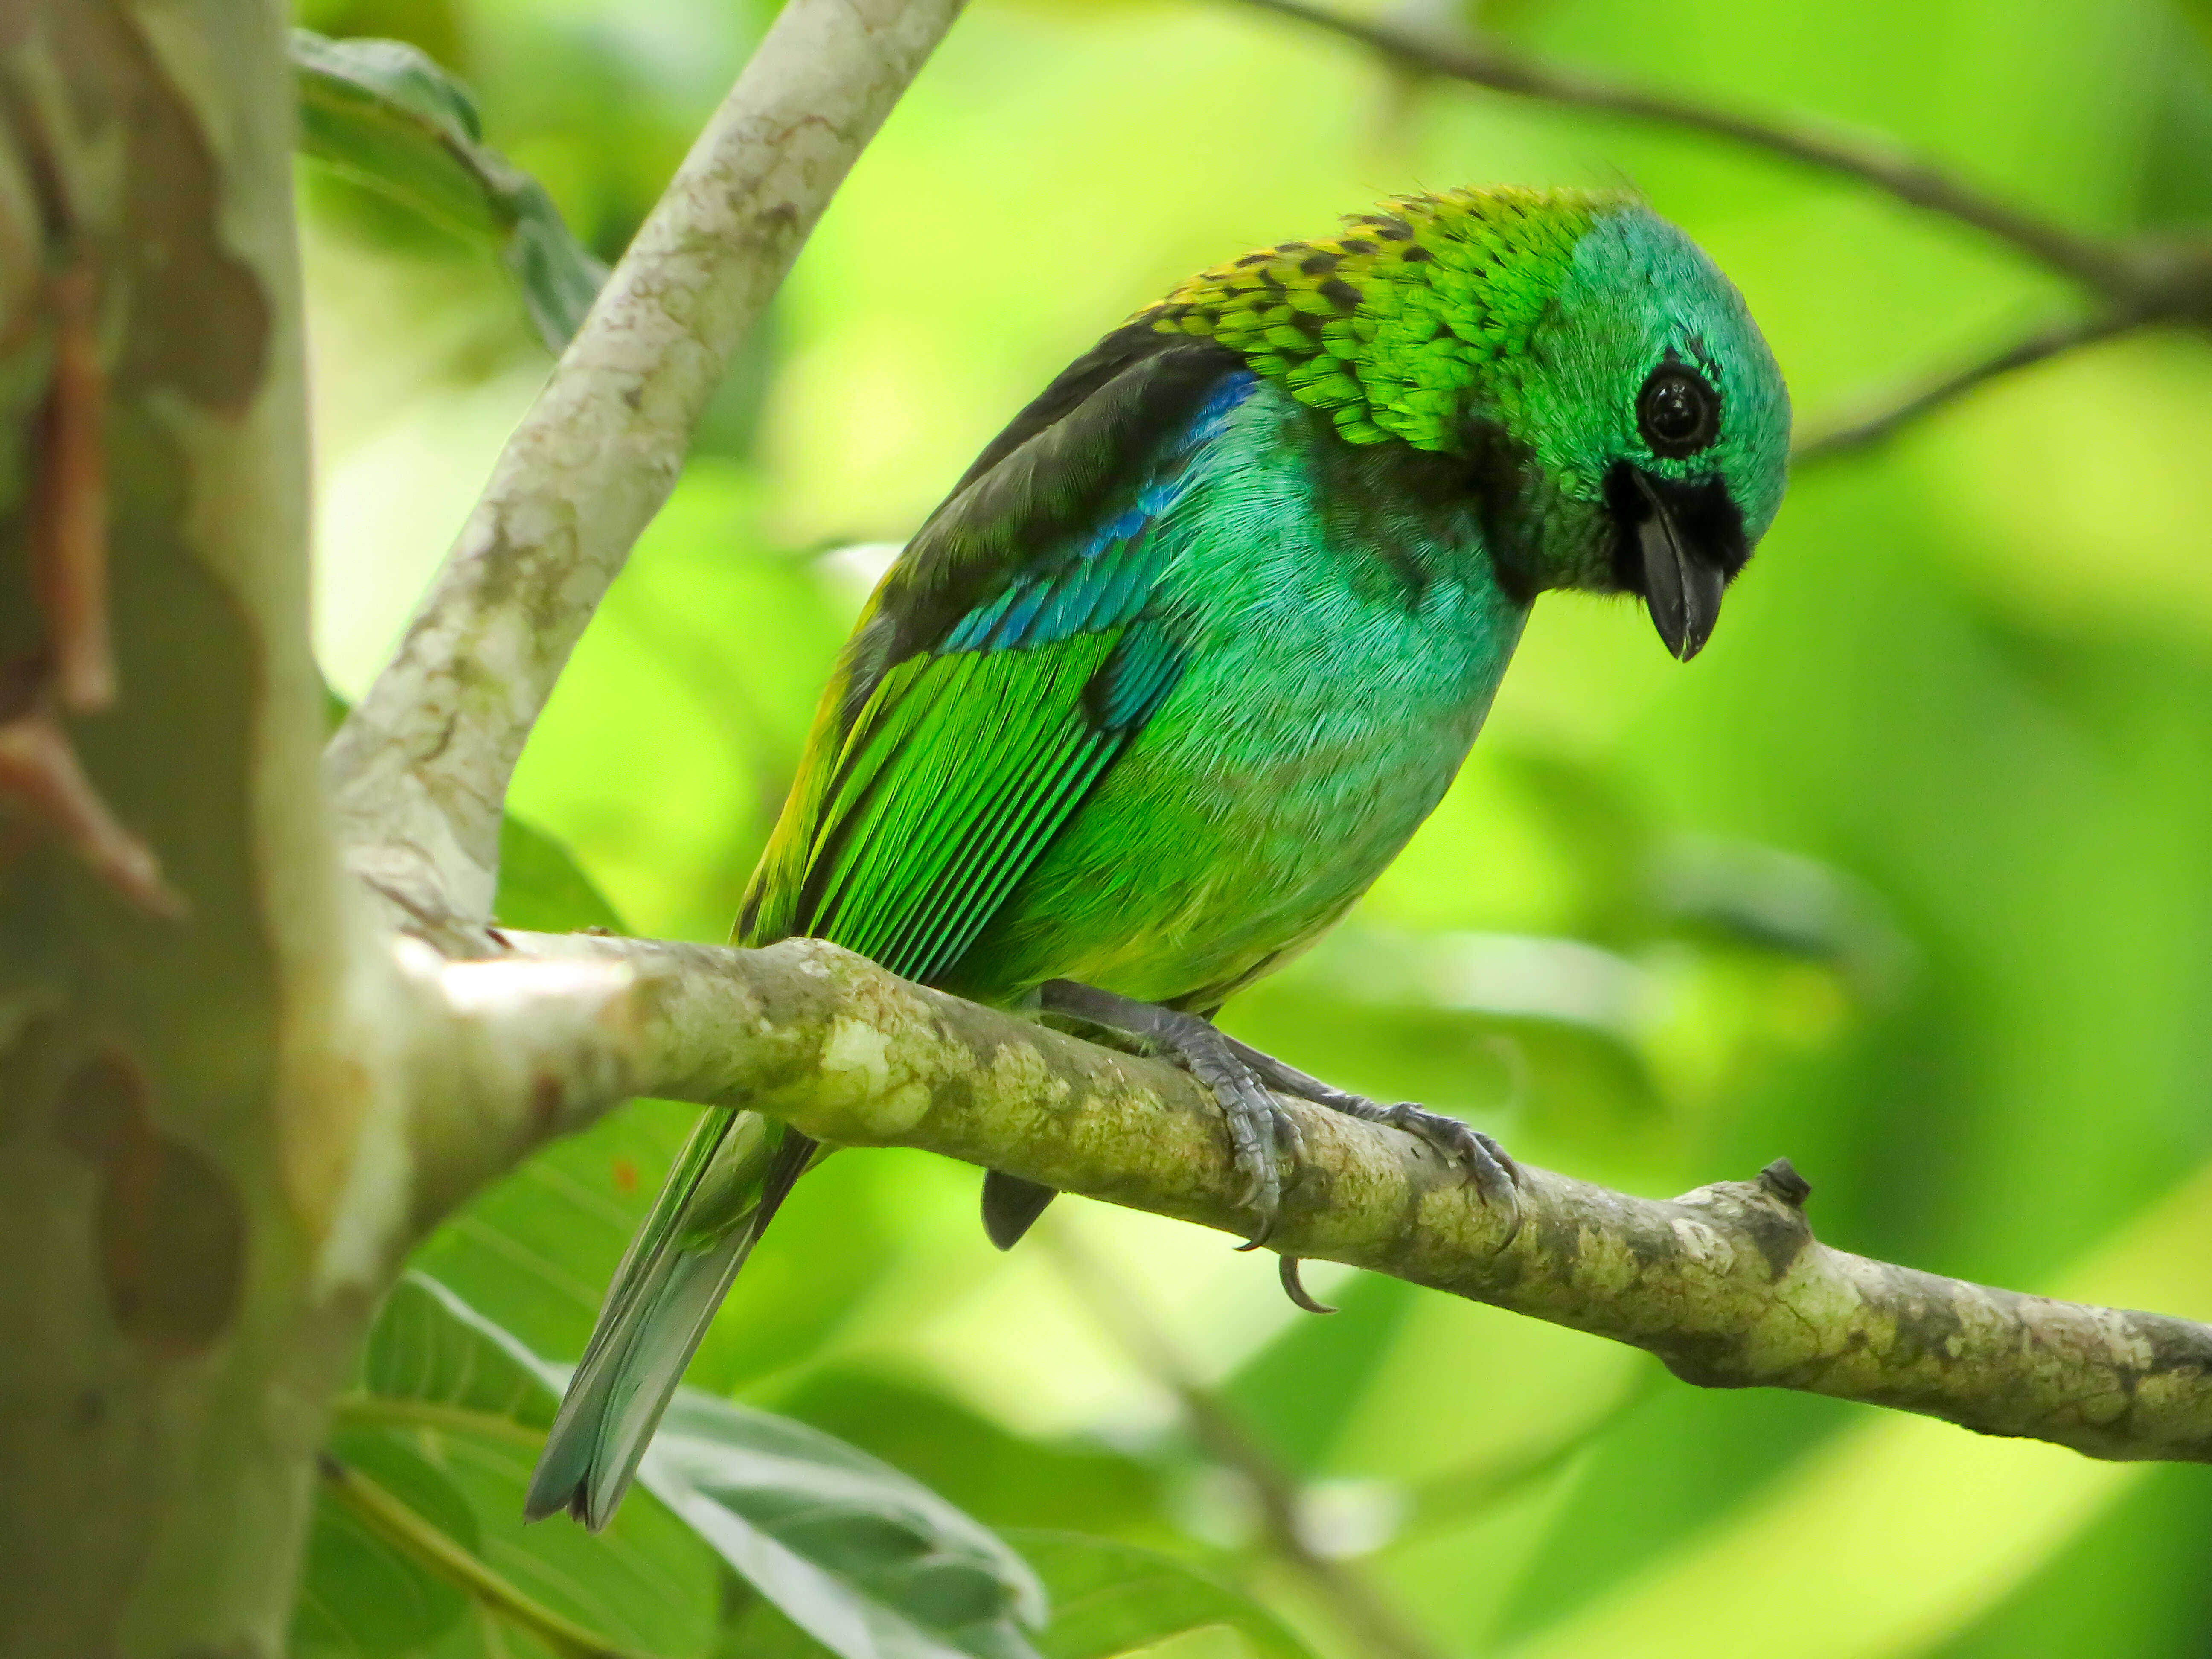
left=740, top=327, right=1250, bottom=986
left=525, top=333, right=1254, bottom=1532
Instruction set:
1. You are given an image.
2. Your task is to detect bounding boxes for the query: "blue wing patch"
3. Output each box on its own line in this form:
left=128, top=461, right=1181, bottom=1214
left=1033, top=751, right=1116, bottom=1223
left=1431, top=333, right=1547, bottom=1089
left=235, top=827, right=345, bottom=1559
left=941, top=371, right=1256, bottom=661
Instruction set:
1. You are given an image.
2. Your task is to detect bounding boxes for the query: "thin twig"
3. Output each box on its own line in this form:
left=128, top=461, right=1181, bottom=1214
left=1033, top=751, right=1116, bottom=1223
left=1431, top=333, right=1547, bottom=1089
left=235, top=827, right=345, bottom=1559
left=1794, top=310, right=2151, bottom=463
left=1041, top=1225, right=1449, bottom=1659
left=1232, top=0, right=2140, bottom=296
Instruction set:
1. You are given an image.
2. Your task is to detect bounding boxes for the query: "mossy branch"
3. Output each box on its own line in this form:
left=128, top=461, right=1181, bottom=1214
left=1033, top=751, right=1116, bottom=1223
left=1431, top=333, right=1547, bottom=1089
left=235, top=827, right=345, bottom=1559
left=425, top=930, right=2212, bottom=1467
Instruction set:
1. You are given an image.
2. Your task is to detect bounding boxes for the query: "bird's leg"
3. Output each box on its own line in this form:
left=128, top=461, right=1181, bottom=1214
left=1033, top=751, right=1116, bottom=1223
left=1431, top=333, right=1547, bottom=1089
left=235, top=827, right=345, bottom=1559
left=1222, top=1033, right=1522, bottom=1246
left=1037, top=980, right=1301, bottom=1246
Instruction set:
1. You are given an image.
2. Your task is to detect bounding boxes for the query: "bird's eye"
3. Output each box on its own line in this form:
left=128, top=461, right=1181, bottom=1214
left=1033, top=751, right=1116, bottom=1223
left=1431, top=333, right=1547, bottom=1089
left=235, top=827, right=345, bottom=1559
left=1636, top=365, right=1721, bottom=459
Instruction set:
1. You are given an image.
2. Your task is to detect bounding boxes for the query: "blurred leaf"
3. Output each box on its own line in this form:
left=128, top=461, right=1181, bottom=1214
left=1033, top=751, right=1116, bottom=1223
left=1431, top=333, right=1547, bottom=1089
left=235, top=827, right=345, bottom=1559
left=1002, top=1533, right=1316, bottom=1659
left=294, top=1430, right=478, bottom=1656
left=318, top=1452, right=650, bottom=1659
left=293, top=29, right=608, bottom=349
left=1219, top=1274, right=1416, bottom=1476
left=320, top=1275, right=722, bottom=1659
left=410, top=1098, right=895, bottom=1396
left=1493, top=750, right=1658, bottom=945
left=1931, top=1462, right=2212, bottom=1659
left=769, top=1368, right=1161, bottom=1535
left=295, top=0, right=467, bottom=70
left=355, top=1274, right=1048, bottom=1659
left=644, top=1389, right=1048, bottom=1659
left=2135, top=9, right=2212, bottom=228
left=2174, top=0, right=2212, bottom=58
left=497, top=815, right=627, bottom=934
left=1653, top=835, right=1907, bottom=998
left=719, top=1532, right=1313, bottom=1659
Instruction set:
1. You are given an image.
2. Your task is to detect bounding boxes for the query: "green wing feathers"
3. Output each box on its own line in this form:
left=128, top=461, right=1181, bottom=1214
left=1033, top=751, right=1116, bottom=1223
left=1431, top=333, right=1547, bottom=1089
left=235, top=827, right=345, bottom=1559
left=785, top=636, right=1126, bottom=982
left=530, top=332, right=1247, bottom=1530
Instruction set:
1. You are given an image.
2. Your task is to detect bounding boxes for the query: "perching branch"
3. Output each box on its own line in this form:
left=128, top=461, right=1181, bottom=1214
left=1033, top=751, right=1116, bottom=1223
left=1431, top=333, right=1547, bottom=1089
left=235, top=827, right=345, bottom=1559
left=447, top=929, right=2212, bottom=1467
left=326, top=0, right=967, bottom=939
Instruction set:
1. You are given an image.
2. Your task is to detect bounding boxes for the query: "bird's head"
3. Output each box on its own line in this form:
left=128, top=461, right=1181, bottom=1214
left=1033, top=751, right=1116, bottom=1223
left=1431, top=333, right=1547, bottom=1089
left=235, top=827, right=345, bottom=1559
left=1144, top=186, right=1790, bottom=659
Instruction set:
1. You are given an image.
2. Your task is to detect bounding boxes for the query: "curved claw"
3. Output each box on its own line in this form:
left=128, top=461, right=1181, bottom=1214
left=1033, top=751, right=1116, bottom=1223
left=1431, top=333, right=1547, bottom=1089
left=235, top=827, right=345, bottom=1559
left=1235, top=1096, right=1307, bottom=1249
left=1278, top=1256, right=1336, bottom=1314
left=1027, top=984, right=1310, bottom=1287
left=1176, top=1033, right=1292, bottom=1248
left=1467, top=1128, right=1525, bottom=1252
left=1376, top=1103, right=1523, bottom=1252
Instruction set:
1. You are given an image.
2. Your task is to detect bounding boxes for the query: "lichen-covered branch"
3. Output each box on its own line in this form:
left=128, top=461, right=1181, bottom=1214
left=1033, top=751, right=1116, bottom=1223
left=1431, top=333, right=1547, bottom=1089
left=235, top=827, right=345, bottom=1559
left=325, top=0, right=965, bottom=937
left=466, top=928, right=2212, bottom=1465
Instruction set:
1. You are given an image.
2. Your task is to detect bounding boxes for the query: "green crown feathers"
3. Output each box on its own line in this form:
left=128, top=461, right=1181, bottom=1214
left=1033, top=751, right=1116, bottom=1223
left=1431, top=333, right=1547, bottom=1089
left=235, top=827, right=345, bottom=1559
left=1141, top=185, right=1627, bottom=451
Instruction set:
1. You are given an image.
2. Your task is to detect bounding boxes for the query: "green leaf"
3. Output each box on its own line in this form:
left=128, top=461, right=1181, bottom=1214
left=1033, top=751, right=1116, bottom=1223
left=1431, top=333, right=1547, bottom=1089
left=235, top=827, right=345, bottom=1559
left=339, top=1274, right=1047, bottom=1659
left=496, top=815, right=626, bottom=935
left=410, top=1094, right=899, bottom=1399
left=768, top=1368, right=1161, bottom=1536
left=325, top=1275, right=721, bottom=1659
left=643, top=1390, right=1048, bottom=1659
left=1000, top=1533, right=1316, bottom=1659
left=294, top=1432, right=478, bottom=1656
left=292, top=28, right=607, bottom=350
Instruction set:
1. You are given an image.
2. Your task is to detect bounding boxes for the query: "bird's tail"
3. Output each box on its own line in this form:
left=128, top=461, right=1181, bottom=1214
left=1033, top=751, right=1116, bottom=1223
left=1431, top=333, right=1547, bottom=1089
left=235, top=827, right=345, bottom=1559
left=524, top=1108, right=816, bottom=1529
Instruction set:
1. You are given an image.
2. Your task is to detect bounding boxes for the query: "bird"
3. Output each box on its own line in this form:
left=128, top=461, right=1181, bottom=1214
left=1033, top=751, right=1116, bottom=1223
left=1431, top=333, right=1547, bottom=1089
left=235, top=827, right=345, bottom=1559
left=525, top=183, right=1791, bottom=1529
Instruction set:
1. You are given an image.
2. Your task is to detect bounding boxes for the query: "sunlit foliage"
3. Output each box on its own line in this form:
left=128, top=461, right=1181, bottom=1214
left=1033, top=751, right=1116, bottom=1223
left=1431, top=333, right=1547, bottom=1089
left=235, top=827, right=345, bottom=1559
left=294, top=0, right=2212, bottom=1653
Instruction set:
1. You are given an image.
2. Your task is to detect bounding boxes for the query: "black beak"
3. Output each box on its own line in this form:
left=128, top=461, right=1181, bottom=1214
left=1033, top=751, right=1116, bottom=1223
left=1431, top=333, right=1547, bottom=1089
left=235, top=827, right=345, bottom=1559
left=1609, top=466, right=1747, bottom=662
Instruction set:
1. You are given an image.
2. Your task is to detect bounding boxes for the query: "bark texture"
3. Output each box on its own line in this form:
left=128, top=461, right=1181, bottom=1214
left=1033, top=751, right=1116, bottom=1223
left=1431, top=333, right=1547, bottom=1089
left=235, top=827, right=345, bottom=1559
left=482, top=932, right=2212, bottom=1466
left=0, top=2, right=363, bottom=1652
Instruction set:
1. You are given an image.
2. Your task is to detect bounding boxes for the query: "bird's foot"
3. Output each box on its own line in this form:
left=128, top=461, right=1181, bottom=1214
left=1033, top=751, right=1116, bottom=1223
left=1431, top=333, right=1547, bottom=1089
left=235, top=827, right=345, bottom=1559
left=1039, top=980, right=1301, bottom=1246
left=1224, top=1034, right=1522, bottom=1248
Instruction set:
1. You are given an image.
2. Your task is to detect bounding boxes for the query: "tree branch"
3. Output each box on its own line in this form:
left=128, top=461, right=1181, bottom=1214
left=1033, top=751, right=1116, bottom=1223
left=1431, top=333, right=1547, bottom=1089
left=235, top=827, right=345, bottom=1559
left=1229, top=0, right=2141, bottom=296
left=324, top=0, right=966, bottom=939
left=460, top=928, right=2212, bottom=1466
left=1793, top=309, right=2150, bottom=463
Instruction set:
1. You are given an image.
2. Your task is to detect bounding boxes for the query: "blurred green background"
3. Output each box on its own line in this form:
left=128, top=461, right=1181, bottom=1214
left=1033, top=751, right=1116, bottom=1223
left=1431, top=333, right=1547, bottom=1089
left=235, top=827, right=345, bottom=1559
left=293, top=0, right=2212, bottom=1653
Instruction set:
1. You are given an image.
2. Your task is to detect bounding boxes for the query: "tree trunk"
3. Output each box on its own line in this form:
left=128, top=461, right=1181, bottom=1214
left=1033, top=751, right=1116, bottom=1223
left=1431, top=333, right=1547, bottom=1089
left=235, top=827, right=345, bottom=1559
left=0, top=2, right=365, bottom=1651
